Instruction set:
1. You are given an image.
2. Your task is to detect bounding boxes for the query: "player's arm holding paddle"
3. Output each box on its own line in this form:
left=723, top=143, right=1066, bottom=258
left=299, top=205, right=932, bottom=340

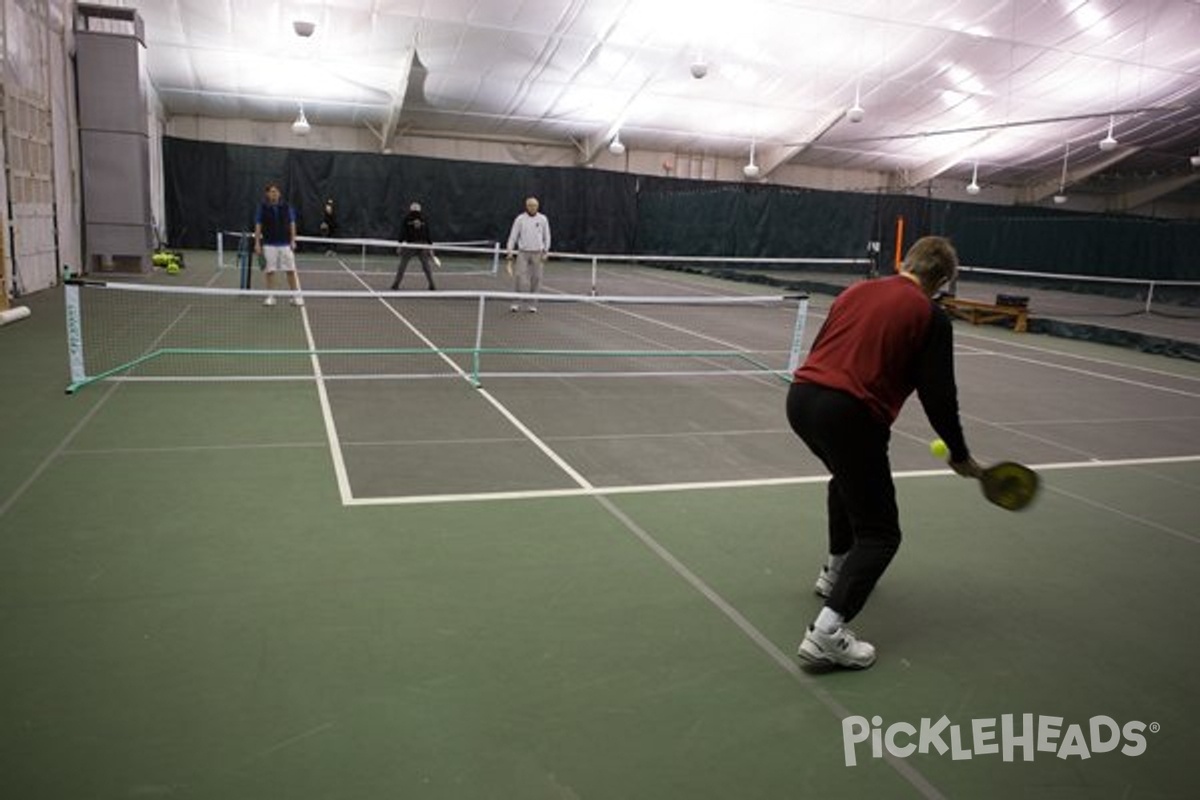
left=915, top=298, right=983, bottom=480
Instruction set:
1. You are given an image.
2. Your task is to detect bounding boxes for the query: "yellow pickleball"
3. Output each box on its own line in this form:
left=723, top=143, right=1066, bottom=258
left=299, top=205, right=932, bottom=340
left=930, top=439, right=949, bottom=459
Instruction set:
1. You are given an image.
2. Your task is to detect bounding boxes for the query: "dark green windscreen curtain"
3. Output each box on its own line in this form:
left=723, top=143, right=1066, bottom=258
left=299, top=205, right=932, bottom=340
left=163, top=137, right=639, bottom=253
left=163, top=137, right=1199, bottom=279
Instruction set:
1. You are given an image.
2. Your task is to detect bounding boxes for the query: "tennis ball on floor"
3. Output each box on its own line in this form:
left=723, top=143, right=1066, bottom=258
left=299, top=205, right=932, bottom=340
left=166, top=263, right=181, bottom=275
left=929, top=439, right=949, bottom=459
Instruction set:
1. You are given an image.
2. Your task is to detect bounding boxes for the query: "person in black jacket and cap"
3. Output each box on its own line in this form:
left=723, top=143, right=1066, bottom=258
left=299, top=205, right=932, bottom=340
left=319, top=198, right=338, bottom=255
left=390, top=202, right=438, bottom=290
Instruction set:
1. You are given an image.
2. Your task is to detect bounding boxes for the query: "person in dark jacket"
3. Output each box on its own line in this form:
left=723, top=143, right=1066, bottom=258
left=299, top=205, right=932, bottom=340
left=788, top=235, right=982, bottom=670
left=319, top=198, right=338, bottom=254
left=390, top=202, right=437, bottom=290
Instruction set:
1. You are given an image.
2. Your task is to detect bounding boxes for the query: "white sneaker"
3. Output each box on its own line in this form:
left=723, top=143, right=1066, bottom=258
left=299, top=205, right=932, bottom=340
left=509, top=304, right=520, bottom=312
left=262, top=295, right=277, bottom=307
left=814, top=566, right=835, bottom=599
left=290, top=296, right=304, bottom=307
left=526, top=305, right=538, bottom=313
left=798, top=625, right=876, bottom=669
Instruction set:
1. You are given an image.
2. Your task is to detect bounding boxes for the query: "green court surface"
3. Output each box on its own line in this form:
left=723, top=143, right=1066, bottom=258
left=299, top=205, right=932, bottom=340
left=1, top=258, right=1197, bottom=799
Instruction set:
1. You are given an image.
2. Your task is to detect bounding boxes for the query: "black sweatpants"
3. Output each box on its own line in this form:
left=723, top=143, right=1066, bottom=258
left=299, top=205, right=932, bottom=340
left=786, top=382, right=901, bottom=623
left=392, top=249, right=436, bottom=290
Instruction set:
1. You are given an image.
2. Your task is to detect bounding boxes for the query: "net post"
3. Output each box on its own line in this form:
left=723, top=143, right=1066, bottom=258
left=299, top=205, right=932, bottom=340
left=491, top=242, right=500, bottom=275
left=1145, top=281, right=1155, bottom=314
left=64, top=280, right=87, bottom=393
left=216, top=231, right=224, bottom=269
left=591, top=256, right=598, bottom=296
left=893, top=215, right=905, bottom=272
left=472, top=294, right=487, bottom=386
left=786, top=295, right=810, bottom=374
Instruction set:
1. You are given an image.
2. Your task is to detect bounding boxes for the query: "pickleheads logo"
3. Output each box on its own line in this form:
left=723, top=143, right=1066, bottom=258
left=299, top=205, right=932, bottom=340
left=842, top=714, right=1158, bottom=767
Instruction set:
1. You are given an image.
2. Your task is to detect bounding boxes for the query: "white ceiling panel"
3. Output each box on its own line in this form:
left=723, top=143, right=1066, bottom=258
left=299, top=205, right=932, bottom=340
left=122, top=0, right=1200, bottom=207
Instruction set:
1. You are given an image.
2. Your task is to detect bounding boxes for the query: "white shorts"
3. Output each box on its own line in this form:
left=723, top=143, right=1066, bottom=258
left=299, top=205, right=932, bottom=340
left=262, top=244, right=296, bottom=273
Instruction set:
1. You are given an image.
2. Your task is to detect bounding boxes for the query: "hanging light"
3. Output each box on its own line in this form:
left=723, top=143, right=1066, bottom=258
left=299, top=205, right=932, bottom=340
left=966, top=161, right=981, bottom=195
left=847, top=82, right=865, bottom=123
left=292, top=103, right=311, bottom=135
left=1053, top=142, right=1070, bottom=204
left=608, top=132, right=626, bottom=156
left=743, top=141, right=760, bottom=179
left=1190, top=146, right=1200, bottom=168
left=1098, top=115, right=1118, bottom=151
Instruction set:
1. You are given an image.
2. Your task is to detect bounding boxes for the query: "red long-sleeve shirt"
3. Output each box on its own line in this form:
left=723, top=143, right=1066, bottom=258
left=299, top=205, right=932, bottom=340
left=793, top=275, right=970, bottom=461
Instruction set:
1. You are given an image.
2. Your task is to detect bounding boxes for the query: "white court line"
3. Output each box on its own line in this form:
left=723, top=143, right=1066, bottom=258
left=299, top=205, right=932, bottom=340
left=1045, top=485, right=1199, bottom=545
left=996, top=414, right=1200, bottom=426
left=614, top=265, right=1197, bottom=385
left=300, top=262, right=486, bottom=504
left=955, top=328, right=1200, bottom=383
left=978, top=350, right=1200, bottom=398
left=295, top=298, right=355, bottom=506
left=4, top=270, right=232, bottom=521
left=101, top=368, right=791, bottom=384
left=591, top=493, right=948, bottom=800
left=342, top=453, right=1200, bottom=506
left=317, top=270, right=806, bottom=499
left=326, top=265, right=594, bottom=496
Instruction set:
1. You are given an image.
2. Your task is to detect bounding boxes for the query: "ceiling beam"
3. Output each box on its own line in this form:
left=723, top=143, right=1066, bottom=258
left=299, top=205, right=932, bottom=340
left=573, top=67, right=659, bottom=166
left=892, top=131, right=999, bottom=189
left=1108, top=171, right=1200, bottom=213
left=374, top=48, right=417, bottom=152
left=756, top=107, right=847, bottom=178
left=1018, top=147, right=1141, bottom=204
left=575, top=130, right=611, bottom=165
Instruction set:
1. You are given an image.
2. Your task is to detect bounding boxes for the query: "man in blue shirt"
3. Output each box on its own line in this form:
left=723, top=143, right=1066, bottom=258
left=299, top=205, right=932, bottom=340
left=254, top=182, right=302, bottom=306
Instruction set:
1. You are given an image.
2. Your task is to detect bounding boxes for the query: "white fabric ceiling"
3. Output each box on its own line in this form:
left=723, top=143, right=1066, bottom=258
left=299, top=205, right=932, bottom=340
left=126, top=0, right=1200, bottom=206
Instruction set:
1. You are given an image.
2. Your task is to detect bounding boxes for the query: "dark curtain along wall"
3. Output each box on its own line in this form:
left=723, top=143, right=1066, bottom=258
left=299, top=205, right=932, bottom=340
left=632, top=178, right=946, bottom=267
left=162, top=137, right=639, bottom=252
left=945, top=205, right=1200, bottom=280
left=163, top=137, right=1199, bottom=279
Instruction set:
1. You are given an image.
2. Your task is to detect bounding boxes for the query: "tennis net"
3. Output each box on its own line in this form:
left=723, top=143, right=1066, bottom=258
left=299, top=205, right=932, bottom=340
left=534, top=252, right=873, bottom=296
left=217, top=232, right=501, bottom=283
left=64, top=280, right=808, bottom=394
left=950, top=265, right=1200, bottom=320
left=217, top=232, right=874, bottom=296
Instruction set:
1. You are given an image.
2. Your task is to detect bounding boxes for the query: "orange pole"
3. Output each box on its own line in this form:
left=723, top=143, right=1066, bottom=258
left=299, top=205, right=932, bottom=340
left=893, top=215, right=905, bottom=272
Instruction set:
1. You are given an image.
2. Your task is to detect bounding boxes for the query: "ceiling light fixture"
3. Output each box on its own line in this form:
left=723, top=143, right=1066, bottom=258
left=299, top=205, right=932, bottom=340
left=966, top=161, right=980, bottom=195
left=1053, top=142, right=1070, bottom=204
left=1098, top=115, right=1118, bottom=151
left=608, top=132, right=625, bottom=156
left=847, top=83, right=865, bottom=123
left=690, top=54, right=708, bottom=80
left=292, top=20, right=316, bottom=37
left=1190, top=148, right=1200, bottom=168
left=292, top=103, right=311, bottom=135
left=743, top=141, right=760, bottom=179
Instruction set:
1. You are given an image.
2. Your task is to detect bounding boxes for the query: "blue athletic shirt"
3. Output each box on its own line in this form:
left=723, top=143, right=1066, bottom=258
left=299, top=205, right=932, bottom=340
left=255, top=202, right=296, bottom=246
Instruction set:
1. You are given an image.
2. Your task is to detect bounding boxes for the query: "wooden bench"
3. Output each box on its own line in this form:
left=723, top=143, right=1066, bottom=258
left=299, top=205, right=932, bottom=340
left=938, top=296, right=1029, bottom=333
